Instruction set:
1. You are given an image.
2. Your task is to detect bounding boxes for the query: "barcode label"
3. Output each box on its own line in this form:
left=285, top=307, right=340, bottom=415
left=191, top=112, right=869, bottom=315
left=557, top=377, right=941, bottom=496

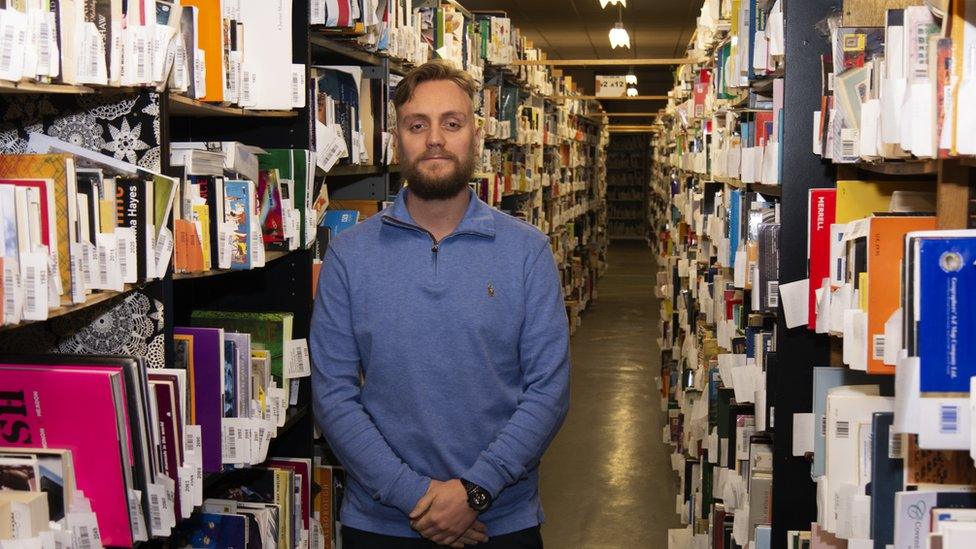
left=836, top=420, right=850, bottom=439
left=940, top=405, right=959, bottom=434
left=22, top=255, right=48, bottom=320
left=0, top=17, right=21, bottom=75
left=841, top=128, right=858, bottom=159
left=2, top=263, right=16, bottom=324
left=310, top=0, right=326, bottom=25
left=76, top=525, right=93, bottom=549
left=194, top=49, right=206, bottom=98
left=821, top=415, right=827, bottom=437
left=835, top=257, right=844, bottom=281
left=888, top=431, right=903, bottom=459
left=872, top=334, right=886, bottom=361
left=37, top=17, right=51, bottom=75
left=81, top=243, right=94, bottom=289
left=148, top=490, right=163, bottom=533
left=290, top=64, right=305, bottom=108
left=135, top=33, right=148, bottom=81
left=240, top=67, right=252, bottom=106
left=97, top=245, right=109, bottom=287
left=767, top=280, right=779, bottom=308
left=172, top=40, right=187, bottom=88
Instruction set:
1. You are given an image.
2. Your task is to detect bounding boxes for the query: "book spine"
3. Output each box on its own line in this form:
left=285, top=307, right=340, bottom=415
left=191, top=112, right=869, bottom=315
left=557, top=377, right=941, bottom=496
left=116, top=179, right=147, bottom=281
left=808, top=189, right=836, bottom=328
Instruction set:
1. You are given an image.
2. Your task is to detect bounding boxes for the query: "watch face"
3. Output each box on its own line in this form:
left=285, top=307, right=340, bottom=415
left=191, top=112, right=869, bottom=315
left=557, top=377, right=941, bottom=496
left=472, top=491, right=489, bottom=510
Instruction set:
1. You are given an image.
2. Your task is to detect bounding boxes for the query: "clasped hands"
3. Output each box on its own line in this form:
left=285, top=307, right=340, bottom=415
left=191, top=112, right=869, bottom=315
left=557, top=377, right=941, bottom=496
left=409, top=479, right=489, bottom=547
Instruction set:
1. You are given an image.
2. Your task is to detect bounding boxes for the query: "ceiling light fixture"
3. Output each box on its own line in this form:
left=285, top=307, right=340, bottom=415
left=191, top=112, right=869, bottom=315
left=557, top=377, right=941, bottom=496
left=626, top=86, right=638, bottom=97
left=599, top=0, right=626, bottom=7
left=609, top=22, right=630, bottom=49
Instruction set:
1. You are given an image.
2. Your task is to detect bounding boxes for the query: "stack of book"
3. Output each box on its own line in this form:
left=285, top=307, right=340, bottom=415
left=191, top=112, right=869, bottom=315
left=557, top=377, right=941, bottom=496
left=0, top=135, right=178, bottom=326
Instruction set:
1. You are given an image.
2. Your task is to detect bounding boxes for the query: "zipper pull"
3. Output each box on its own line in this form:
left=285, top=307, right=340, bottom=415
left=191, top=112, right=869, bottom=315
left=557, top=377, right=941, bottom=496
left=431, top=244, right=439, bottom=254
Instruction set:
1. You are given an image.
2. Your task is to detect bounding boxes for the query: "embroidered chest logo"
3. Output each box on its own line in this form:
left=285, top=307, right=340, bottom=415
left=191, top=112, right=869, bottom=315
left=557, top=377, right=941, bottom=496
left=487, top=282, right=495, bottom=297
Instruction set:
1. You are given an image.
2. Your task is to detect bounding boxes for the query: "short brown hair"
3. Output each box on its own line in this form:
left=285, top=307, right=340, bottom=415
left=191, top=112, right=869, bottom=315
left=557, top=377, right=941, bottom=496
left=393, top=60, right=478, bottom=113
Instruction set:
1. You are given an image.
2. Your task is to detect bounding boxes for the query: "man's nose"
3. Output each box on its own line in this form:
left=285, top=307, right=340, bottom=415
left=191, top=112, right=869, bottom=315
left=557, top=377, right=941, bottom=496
left=426, top=125, right=445, bottom=148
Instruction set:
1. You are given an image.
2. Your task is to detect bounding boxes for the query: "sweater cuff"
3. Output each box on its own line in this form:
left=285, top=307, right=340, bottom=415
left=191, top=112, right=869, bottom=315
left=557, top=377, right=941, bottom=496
left=385, top=468, right=432, bottom=516
left=462, top=458, right=507, bottom=500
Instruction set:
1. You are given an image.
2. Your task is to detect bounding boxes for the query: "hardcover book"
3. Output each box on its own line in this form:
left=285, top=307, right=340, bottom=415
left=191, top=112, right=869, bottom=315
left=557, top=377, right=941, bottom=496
left=0, top=154, right=78, bottom=303
left=916, top=236, right=976, bottom=393
left=191, top=311, right=293, bottom=379
left=0, top=364, right=133, bottom=546
left=175, top=326, right=225, bottom=473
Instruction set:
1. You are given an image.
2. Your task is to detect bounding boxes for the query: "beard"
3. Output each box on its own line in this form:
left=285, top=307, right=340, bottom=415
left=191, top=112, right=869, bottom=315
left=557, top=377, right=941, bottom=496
left=401, top=145, right=477, bottom=201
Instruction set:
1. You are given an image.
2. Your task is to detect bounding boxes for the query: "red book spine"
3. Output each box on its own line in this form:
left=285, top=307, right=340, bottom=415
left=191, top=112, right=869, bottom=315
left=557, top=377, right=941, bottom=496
left=808, top=189, right=837, bottom=328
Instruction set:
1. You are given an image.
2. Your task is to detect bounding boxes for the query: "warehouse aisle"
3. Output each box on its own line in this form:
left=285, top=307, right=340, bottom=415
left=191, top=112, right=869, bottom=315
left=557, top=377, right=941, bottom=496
left=540, top=241, right=681, bottom=548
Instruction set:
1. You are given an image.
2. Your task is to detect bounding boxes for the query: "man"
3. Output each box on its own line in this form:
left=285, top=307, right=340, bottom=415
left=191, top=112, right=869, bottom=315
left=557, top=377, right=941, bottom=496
left=310, top=60, right=570, bottom=549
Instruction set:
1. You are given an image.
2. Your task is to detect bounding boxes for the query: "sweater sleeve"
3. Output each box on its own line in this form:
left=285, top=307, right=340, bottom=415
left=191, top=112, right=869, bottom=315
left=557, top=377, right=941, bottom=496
left=462, top=241, right=571, bottom=497
left=310, top=245, right=431, bottom=515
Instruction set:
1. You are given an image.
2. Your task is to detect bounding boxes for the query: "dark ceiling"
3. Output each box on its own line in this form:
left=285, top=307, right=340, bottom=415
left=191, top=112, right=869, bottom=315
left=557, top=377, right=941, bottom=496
left=461, top=0, right=699, bottom=117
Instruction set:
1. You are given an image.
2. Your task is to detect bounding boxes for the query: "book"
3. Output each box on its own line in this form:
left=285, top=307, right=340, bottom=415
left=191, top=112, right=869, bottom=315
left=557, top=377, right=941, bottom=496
left=870, top=412, right=903, bottom=549
left=0, top=154, right=78, bottom=305
left=322, top=210, right=360, bottom=239
left=191, top=310, right=293, bottom=380
left=181, top=0, right=226, bottom=102
left=174, top=326, right=224, bottom=473
left=223, top=179, right=254, bottom=270
left=866, top=215, right=936, bottom=374
left=116, top=176, right=153, bottom=281
left=0, top=363, right=133, bottom=546
left=915, top=236, right=976, bottom=394
left=808, top=189, right=836, bottom=329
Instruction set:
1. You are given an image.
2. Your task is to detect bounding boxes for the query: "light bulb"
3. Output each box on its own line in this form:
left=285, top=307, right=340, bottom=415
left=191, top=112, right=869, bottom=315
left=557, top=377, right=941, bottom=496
left=609, top=22, right=631, bottom=49
left=625, top=73, right=638, bottom=85
left=599, top=0, right=627, bottom=7
left=626, top=87, right=638, bottom=97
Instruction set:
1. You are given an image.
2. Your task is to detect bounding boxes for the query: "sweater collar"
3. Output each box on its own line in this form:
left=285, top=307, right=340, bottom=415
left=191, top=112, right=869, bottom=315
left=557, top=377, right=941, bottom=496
left=382, top=187, right=496, bottom=239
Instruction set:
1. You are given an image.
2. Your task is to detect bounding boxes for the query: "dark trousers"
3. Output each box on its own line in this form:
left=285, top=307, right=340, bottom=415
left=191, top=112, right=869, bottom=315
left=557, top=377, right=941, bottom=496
left=341, top=525, right=543, bottom=549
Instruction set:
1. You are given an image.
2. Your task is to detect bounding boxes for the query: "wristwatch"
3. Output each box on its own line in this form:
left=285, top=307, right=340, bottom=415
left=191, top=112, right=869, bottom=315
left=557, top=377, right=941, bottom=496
left=460, top=479, right=493, bottom=513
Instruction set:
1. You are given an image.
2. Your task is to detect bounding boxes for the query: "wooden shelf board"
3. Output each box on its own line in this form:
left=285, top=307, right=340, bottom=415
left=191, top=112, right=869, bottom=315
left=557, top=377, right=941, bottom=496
left=168, top=94, right=297, bottom=118
left=0, top=285, right=140, bottom=332
left=0, top=80, right=96, bottom=94
left=853, top=159, right=938, bottom=176
left=172, top=250, right=293, bottom=281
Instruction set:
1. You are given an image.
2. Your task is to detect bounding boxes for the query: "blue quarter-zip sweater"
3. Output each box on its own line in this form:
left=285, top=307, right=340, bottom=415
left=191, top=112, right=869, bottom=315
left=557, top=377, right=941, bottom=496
left=310, top=188, right=571, bottom=538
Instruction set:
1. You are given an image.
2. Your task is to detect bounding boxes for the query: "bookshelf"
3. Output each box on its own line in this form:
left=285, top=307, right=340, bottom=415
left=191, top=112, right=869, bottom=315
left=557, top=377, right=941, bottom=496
left=0, top=0, right=608, bottom=546
left=606, top=134, right=649, bottom=240
left=656, top=1, right=976, bottom=548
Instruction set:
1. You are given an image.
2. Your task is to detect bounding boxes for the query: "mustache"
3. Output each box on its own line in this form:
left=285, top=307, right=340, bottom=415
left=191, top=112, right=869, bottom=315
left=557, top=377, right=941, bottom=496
left=419, top=151, right=458, bottom=161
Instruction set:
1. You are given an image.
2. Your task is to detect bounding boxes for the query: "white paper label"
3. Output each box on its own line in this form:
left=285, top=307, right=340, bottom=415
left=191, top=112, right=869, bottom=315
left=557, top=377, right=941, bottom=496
left=193, top=49, right=206, bottom=99
left=127, top=489, right=148, bottom=542
left=250, top=227, right=265, bottom=268
left=177, top=467, right=194, bottom=519
left=291, top=64, right=306, bottom=108
left=66, top=510, right=103, bottom=549
left=153, top=226, right=174, bottom=276
left=284, top=338, right=312, bottom=379
left=21, top=251, right=48, bottom=321
left=0, top=9, right=28, bottom=82
left=115, top=227, right=138, bottom=284
left=145, top=482, right=168, bottom=536
left=220, top=417, right=250, bottom=465
left=95, top=233, right=123, bottom=291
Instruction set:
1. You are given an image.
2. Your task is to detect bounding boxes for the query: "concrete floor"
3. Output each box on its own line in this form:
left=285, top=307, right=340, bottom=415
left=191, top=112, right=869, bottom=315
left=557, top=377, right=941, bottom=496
left=539, top=240, right=681, bottom=548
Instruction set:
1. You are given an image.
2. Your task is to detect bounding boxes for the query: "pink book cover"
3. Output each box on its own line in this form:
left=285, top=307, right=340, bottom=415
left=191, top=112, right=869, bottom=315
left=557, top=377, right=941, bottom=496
left=0, top=365, right=134, bottom=547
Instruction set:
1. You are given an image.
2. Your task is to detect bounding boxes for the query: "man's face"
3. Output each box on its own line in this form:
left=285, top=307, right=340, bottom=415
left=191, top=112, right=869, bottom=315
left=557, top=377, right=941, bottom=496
left=396, top=79, right=479, bottom=200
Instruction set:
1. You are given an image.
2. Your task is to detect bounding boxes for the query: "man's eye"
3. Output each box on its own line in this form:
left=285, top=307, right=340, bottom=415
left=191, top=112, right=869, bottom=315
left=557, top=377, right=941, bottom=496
left=410, top=123, right=427, bottom=132
left=445, top=121, right=461, bottom=130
